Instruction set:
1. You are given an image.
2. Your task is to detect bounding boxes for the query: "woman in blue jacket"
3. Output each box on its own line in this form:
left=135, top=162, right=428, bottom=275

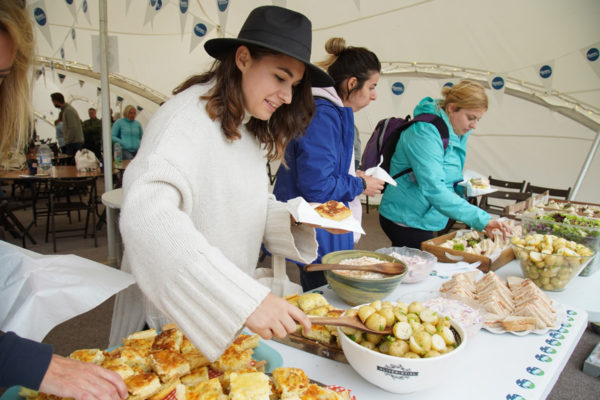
left=274, top=37, right=385, bottom=290
left=112, top=104, right=143, bottom=159
left=379, top=80, right=512, bottom=248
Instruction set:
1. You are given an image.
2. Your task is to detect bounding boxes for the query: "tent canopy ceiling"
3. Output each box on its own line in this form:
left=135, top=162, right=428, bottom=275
left=27, top=0, right=600, bottom=202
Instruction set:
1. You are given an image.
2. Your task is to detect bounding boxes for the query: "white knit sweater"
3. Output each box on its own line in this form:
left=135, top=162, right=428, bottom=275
left=111, top=83, right=318, bottom=360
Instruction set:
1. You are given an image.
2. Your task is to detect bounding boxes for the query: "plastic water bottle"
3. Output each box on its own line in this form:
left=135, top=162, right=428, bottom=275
left=37, top=143, right=53, bottom=173
left=114, top=142, right=123, bottom=168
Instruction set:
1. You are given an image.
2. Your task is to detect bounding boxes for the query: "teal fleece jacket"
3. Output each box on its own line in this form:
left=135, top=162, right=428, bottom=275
left=111, top=118, right=143, bottom=152
left=379, top=97, right=490, bottom=232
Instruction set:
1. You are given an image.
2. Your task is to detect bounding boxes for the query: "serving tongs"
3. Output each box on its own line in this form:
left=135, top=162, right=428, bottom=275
left=304, top=262, right=406, bottom=275
left=309, top=315, right=392, bottom=335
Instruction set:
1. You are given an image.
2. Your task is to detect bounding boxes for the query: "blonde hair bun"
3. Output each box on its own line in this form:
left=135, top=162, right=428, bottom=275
left=324, top=37, right=347, bottom=56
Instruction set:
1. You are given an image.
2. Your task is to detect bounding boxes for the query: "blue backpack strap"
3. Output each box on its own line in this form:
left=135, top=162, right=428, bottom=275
left=390, top=114, right=449, bottom=180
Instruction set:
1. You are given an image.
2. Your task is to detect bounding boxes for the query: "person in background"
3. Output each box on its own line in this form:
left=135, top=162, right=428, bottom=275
left=109, top=6, right=335, bottom=361
left=50, top=92, right=84, bottom=158
left=82, top=107, right=102, bottom=161
left=111, top=105, right=142, bottom=160
left=353, top=124, right=361, bottom=170
left=0, top=1, right=127, bottom=399
left=273, top=37, right=385, bottom=291
left=379, top=80, right=513, bottom=248
left=54, top=111, right=65, bottom=153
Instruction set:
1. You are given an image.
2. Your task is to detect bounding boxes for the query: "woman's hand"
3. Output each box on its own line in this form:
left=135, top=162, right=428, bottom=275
left=356, top=171, right=385, bottom=197
left=245, top=293, right=311, bottom=340
left=484, top=218, right=514, bottom=239
left=40, top=354, right=128, bottom=400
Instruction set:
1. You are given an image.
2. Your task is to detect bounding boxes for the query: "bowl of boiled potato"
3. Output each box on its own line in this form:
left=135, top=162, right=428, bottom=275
left=511, top=234, right=594, bottom=291
left=337, top=300, right=466, bottom=394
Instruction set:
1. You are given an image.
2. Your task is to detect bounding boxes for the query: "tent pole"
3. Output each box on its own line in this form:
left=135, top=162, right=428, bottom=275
left=570, top=129, right=600, bottom=201
left=99, top=0, right=117, bottom=267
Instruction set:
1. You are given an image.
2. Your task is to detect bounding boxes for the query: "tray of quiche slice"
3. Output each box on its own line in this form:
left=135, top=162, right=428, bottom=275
left=11, top=323, right=353, bottom=400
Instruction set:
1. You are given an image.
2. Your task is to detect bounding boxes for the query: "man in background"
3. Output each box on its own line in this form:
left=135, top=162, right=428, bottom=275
left=50, top=92, right=83, bottom=158
left=82, top=107, right=102, bottom=161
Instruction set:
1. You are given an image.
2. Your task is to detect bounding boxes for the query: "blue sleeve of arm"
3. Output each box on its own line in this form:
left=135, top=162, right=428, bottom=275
left=403, top=124, right=490, bottom=231
left=294, top=107, right=362, bottom=203
left=0, top=332, right=53, bottom=390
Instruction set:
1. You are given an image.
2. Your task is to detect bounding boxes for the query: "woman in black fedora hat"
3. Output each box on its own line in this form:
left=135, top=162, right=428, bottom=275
left=110, top=6, right=335, bottom=361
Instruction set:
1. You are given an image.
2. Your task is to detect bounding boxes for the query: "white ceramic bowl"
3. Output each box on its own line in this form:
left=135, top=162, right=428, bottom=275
left=338, top=318, right=467, bottom=393
left=376, top=247, right=437, bottom=283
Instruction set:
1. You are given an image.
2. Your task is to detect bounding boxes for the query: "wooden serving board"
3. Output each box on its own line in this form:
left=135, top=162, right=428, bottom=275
left=273, top=333, right=348, bottom=363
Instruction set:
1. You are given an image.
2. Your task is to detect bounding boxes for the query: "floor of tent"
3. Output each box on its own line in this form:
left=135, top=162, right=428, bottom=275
left=1, top=182, right=598, bottom=398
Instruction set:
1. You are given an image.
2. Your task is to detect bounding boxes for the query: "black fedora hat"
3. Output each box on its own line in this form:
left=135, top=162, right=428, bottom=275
left=204, top=5, right=333, bottom=87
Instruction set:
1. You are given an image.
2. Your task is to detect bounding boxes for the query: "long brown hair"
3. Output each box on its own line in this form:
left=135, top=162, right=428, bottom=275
left=173, top=45, right=315, bottom=161
left=0, top=0, right=34, bottom=157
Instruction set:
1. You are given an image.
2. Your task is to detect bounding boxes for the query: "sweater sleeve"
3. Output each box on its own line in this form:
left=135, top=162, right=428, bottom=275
left=262, top=196, right=318, bottom=264
left=0, top=332, right=53, bottom=390
left=119, top=157, right=270, bottom=362
left=403, top=123, right=490, bottom=231
left=293, top=105, right=363, bottom=203
left=111, top=120, right=122, bottom=144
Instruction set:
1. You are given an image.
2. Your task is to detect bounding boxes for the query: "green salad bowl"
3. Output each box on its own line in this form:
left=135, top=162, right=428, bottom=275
left=321, top=250, right=407, bottom=305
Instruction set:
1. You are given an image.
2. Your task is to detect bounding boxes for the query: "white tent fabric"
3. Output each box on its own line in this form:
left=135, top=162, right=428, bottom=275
left=27, top=0, right=599, bottom=202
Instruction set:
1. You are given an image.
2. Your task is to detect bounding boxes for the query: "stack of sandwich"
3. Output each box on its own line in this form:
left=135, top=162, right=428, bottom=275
left=19, top=323, right=350, bottom=400
left=440, top=271, right=557, bottom=332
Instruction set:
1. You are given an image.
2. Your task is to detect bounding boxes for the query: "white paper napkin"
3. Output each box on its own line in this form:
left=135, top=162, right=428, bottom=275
left=286, top=197, right=365, bottom=235
left=364, top=156, right=397, bottom=186
left=0, top=241, right=135, bottom=341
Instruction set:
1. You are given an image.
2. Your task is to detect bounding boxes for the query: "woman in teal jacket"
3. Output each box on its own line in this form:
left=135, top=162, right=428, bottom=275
left=379, top=80, right=512, bottom=248
left=112, top=104, right=143, bottom=159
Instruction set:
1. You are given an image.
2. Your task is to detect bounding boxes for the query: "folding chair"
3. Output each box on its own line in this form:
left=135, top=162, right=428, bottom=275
left=525, top=183, right=571, bottom=200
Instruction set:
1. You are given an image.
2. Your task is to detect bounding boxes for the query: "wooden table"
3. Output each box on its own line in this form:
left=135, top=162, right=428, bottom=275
left=0, top=166, right=102, bottom=180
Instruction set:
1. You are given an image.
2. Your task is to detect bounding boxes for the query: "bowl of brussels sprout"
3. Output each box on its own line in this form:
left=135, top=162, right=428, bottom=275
left=337, top=300, right=467, bottom=394
left=511, top=234, right=594, bottom=291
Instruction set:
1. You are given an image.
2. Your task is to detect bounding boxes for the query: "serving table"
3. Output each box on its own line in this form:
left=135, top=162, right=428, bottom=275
left=267, top=261, right=590, bottom=399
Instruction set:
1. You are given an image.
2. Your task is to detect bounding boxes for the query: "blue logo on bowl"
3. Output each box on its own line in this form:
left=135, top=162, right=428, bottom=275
left=556, top=327, right=568, bottom=334
left=535, top=354, right=552, bottom=362
left=526, top=366, right=544, bottom=376
left=539, top=65, right=552, bottom=79
left=34, top=8, right=47, bottom=26
left=549, top=332, right=564, bottom=340
left=567, top=310, right=577, bottom=316
left=391, top=82, right=405, bottom=95
left=491, top=76, right=505, bottom=90
left=506, top=395, right=526, bottom=400
left=540, top=346, right=557, bottom=354
left=377, top=363, right=418, bottom=381
left=545, top=339, right=561, bottom=346
left=516, top=379, right=535, bottom=389
left=587, top=47, right=599, bottom=62
left=561, top=322, right=572, bottom=328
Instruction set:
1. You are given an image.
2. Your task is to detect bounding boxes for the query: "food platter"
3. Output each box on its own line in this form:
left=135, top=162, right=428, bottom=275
left=483, top=301, right=567, bottom=336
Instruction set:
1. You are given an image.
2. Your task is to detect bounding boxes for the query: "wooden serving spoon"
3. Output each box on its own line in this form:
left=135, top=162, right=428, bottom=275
left=309, top=315, right=393, bottom=335
left=304, top=262, right=406, bottom=275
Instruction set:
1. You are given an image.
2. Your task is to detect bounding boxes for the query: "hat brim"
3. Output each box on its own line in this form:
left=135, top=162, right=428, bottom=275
left=204, top=37, right=333, bottom=88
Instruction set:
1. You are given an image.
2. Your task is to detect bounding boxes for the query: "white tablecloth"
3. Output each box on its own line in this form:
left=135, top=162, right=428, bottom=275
left=267, top=261, right=590, bottom=399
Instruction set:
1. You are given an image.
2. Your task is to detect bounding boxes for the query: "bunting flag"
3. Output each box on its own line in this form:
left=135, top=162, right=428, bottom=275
left=91, top=34, right=120, bottom=73
left=125, top=0, right=133, bottom=15
left=136, top=106, right=144, bottom=112
left=442, top=80, right=455, bottom=90
left=354, top=0, right=361, bottom=10
left=390, top=80, right=408, bottom=112
left=189, top=16, right=214, bottom=53
left=71, top=27, right=78, bottom=51
left=272, top=0, right=287, bottom=7
left=79, top=79, right=85, bottom=88
left=60, top=47, right=65, bottom=60
left=488, top=75, right=506, bottom=107
left=144, top=0, right=157, bottom=26
left=217, top=0, right=230, bottom=38
left=179, top=0, right=190, bottom=40
left=97, top=87, right=102, bottom=96
left=581, top=42, right=600, bottom=79
left=35, top=69, right=43, bottom=80
left=65, top=0, right=78, bottom=24
left=29, top=0, right=52, bottom=47
left=58, top=73, right=66, bottom=83
left=82, top=0, right=92, bottom=25
left=536, top=61, right=554, bottom=93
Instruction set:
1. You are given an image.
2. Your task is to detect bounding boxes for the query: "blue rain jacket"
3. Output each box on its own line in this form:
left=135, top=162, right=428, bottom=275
left=379, top=97, right=490, bottom=232
left=273, top=97, right=362, bottom=262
